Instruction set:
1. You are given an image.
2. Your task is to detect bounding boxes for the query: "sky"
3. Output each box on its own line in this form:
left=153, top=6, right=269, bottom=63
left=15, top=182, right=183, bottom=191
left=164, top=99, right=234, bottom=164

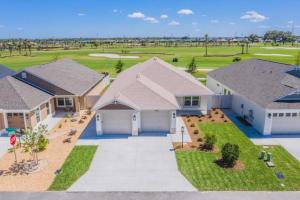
left=0, top=0, right=299, bottom=39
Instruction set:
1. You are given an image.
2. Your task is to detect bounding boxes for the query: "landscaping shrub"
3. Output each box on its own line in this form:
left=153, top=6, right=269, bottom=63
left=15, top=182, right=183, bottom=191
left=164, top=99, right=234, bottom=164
left=172, top=57, right=178, bottom=62
left=221, top=114, right=224, bottom=118
left=197, top=138, right=203, bottom=142
left=37, top=134, right=49, bottom=151
left=224, top=120, right=228, bottom=123
left=221, top=143, right=240, bottom=167
left=194, top=130, right=199, bottom=134
left=187, top=119, right=191, bottom=122
left=198, top=119, right=202, bottom=122
left=202, top=134, right=217, bottom=150
left=58, top=124, right=62, bottom=128
left=232, top=57, right=241, bottom=62
left=190, top=123, right=195, bottom=127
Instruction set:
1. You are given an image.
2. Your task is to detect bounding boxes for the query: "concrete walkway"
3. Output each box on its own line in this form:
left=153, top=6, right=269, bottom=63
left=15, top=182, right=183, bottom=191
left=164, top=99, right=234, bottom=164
left=223, top=110, right=300, bottom=161
left=70, top=136, right=196, bottom=191
left=2, top=192, right=300, bottom=200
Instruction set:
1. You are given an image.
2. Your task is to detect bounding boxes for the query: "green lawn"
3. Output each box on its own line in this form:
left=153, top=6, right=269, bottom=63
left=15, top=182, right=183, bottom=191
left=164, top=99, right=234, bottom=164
left=0, top=46, right=299, bottom=77
left=48, top=145, right=97, bottom=191
left=176, top=122, right=300, bottom=191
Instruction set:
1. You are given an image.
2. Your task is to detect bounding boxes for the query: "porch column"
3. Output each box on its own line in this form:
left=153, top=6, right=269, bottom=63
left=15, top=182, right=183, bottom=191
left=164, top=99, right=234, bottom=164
left=95, top=112, right=103, bottom=136
left=263, top=111, right=272, bottom=135
left=132, top=111, right=140, bottom=136
left=170, top=111, right=176, bottom=134
left=3, top=112, right=8, bottom=128
left=23, top=112, right=28, bottom=130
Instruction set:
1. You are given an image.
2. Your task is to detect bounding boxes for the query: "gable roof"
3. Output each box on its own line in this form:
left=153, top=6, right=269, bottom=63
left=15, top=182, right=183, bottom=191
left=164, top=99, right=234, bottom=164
left=93, top=57, right=213, bottom=111
left=208, top=59, right=300, bottom=109
left=0, top=65, right=15, bottom=78
left=0, top=76, right=52, bottom=110
left=24, top=59, right=105, bottom=96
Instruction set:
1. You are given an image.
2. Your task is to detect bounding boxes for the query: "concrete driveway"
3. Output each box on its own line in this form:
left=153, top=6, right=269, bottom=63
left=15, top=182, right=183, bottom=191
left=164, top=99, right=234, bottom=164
left=0, top=137, right=10, bottom=159
left=69, top=135, right=196, bottom=191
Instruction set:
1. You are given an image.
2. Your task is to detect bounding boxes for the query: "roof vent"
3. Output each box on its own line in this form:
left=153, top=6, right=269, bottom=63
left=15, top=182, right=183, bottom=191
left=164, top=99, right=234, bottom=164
left=136, top=73, right=141, bottom=79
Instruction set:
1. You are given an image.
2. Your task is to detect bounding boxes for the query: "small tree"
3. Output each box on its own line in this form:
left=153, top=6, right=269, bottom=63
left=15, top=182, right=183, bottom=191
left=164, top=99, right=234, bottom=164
left=202, top=134, right=217, bottom=150
left=22, top=124, right=48, bottom=165
left=296, top=51, right=300, bottom=66
left=188, top=57, right=197, bottom=73
left=115, top=60, right=124, bottom=74
left=221, top=143, right=240, bottom=167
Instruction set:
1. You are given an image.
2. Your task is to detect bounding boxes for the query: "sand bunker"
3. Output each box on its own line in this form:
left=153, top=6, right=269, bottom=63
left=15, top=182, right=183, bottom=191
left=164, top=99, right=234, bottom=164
left=261, top=47, right=300, bottom=50
left=255, top=53, right=292, bottom=57
left=89, top=53, right=139, bottom=59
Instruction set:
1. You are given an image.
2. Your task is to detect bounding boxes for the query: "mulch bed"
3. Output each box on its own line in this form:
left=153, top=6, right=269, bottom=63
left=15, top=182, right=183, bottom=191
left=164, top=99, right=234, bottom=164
left=214, top=159, right=245, bottom=171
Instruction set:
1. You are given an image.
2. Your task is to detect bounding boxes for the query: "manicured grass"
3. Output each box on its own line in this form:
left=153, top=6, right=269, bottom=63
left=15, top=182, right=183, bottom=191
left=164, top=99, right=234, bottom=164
left=0, top=46, right=299, bottom=77
left=176, top=122, right=300, bottom=191
left=48, top=145, right=97, bottom=191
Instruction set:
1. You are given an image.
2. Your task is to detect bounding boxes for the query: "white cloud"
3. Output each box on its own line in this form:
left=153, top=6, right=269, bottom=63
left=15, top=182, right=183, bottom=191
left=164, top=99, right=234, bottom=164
left=240, top=11, right=268, bottom=22
left=177, top=9, right=194, bottom=15
left=113, top=9, right=118, bottom=13
left=192, top=22, right=198, bottom=26
left=229, top=22, right=236, bottom=25
left=168, top=21, right=180, bottom=26
left=0, top=25, right=4, bottom=28
left=210, top=19, right=219, bottom=24
left=78, top=13, right=86, bottom=16
left=128, top=12, right=145, bottom=19
left=160, top=14, right=168, bottom=19
left=17, top=27, right=23, bottom=31
left=195, top=28, right=201, bottom=32
left=144, top=17, right=159, bottom=23
left=201, top=14, right=207, bottom=17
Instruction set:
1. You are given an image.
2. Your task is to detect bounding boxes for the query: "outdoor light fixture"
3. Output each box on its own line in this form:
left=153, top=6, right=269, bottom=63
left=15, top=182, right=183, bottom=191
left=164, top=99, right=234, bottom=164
left=133, top=114, right=136, bottom=121
left=172, top=112, right=176, bottom=119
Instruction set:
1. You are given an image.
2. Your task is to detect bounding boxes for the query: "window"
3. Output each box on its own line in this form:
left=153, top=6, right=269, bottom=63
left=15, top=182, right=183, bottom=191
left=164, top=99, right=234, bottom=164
left=35, top=108, right=40, bottom=123
left=56, top=97, right=73, bottom=108
left=249, top=109, right=254, bottom=120
left=279, top=113, right=284, bottom=117
left=7, top=113, right=12, bottom=117
left=184, top=96, right=200, bottom=107
left=241, top=104, right=244, bottom=109
left=192, top=96, right=200, bottom=106
left=13, top=113, right=18, bottom=117
left=57, top=98, right=65, bottom=107
left=65, top=98, right=73, bottom=107
left=292, top=113, right=297, bottom=117
left=46, top=102, right=50, bottom=115
left=286, top=113, right=291, bottom=117
left=273, top=113, right=278, bottom=117
left=21, top=72, right=27, bottom=79
left=184, top=97, right=191, bottom=106
left=224, top=88, right=227, bottom=95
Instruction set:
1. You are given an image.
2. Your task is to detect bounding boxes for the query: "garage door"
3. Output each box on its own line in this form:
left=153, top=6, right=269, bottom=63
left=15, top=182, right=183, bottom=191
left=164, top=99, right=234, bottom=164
left=141, top=111, right=170, bottom=132
left=102, top=110, right=132, bottom=134
left=271, top=117, right=300, bottom=134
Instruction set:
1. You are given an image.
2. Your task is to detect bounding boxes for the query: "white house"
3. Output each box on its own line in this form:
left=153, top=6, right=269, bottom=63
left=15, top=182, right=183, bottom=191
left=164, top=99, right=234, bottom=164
left=92, top=57, right=214, bottom=135
left=207, top=59, right=300, bottom=135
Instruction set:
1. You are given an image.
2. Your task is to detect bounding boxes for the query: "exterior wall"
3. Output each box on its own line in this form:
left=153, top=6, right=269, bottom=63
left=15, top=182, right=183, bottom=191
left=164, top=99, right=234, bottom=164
left=231, top=93, right=267, bottom=134
left=15, top=71, right=72, bottom=95
left=7, top=113, right=25, bottom=129
left=40, top=103, right=48, bottom=121
left=206, top=76, right=232, bottom=95
left=0, top=113, right=5, bottom=130
left=50, top=98, right=56, bottom=115
left=28, top=110, right=38, bottom=128
left=74, top=97, right=81, bottom=112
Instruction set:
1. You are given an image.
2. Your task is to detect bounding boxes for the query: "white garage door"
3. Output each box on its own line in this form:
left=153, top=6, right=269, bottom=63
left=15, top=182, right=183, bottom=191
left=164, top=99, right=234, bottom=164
left=102, top=110, right=133, bottom=134
left=271, top=117, right=300, bottom=134
left=141, top=111, right=170, bottom=133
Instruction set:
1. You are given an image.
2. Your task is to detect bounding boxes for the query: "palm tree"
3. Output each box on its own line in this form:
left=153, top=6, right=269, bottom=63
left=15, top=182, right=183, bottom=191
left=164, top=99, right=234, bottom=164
left=115, top=60, right=124, bottom=74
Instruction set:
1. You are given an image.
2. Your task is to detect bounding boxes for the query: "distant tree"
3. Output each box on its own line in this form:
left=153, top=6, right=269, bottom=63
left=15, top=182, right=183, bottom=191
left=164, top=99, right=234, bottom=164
left=115, top=60, right=124, bottom=74
left=296, top=51, right=300, bottom=66
left=187, top=57, right=197, bottom=73
left=248, top=34, right=259, bottom=43
left=204, top=34, right=209, bottom=57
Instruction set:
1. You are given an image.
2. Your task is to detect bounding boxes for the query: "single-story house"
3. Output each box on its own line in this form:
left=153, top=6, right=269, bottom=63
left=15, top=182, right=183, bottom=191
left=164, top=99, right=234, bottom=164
left=207, top=59, right=300, bottom=135
left=92, top=57, right=213, bottom=136
left=15, top=59, right=109, bottom=113
left=0, top=59, right=109, bottom=131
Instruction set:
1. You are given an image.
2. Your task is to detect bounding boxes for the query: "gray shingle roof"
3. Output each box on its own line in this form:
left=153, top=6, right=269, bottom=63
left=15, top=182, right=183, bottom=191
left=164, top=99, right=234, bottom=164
left=0, top=65, right=15, bottom=78
left=93, top=57, right=213, bottom=111
left=24, top=59, right=105, bottom=96
left=0, top=76, right=52, bottom=110
left=208, top=59, right=300, bottom=109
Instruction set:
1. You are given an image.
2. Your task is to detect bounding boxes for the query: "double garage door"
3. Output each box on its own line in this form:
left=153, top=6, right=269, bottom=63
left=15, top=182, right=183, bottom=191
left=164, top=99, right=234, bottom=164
left=102, top=110, right=171, bottom=134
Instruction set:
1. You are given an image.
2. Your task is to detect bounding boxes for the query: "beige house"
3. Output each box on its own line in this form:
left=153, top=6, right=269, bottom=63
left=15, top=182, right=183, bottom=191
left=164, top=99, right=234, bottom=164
left=92, top=57, right=213, bottom=136
left=0, top=59, right=109, bottom=131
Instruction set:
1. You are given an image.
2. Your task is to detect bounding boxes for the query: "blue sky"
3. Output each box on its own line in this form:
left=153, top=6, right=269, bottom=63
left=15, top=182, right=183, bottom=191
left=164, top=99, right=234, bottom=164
left=0, top=0, right=299, bottom=38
